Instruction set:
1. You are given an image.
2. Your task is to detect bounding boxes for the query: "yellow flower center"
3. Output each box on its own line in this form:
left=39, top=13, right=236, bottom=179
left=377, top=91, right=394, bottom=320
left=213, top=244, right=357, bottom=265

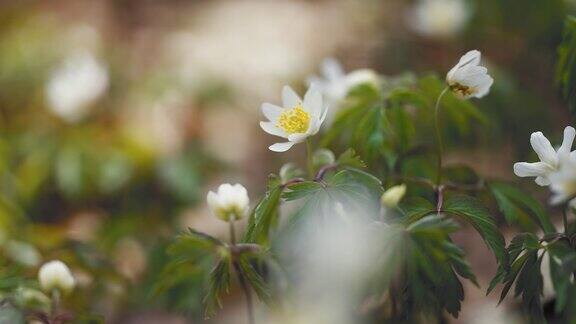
left=449, top=83, right=475, bottom=97
left=277, top=105, right=310, bottom=134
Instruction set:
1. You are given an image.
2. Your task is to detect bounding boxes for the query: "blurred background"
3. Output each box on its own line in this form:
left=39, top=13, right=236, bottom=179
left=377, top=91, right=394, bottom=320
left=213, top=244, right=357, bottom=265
left=0, top=0, right=574, bottom=323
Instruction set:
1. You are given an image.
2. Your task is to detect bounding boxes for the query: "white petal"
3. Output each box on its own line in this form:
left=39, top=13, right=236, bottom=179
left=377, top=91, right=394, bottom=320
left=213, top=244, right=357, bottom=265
left=513, top=162, right=551, bottom=177
left=558, top=126, right=576, bottom=156
left=472, top=75, right=494, bottom=98
left=321, top=58, right=344, bottom=81
left=287, top=133, right=309, bottom=143
left=260, top=121, right=287, bottom=138
left=535, top=176, right=551, bottom=186
left=282, top=86, right=301, bottom=108
left=303, top=86, right=322, bottom=117
left=269, top=142, right=296, bottom=152
left=457, top=50, right=481, bottom=68
left=261, top=103, right=283, bottom=122
left=530, top=131, right=558, bottom=166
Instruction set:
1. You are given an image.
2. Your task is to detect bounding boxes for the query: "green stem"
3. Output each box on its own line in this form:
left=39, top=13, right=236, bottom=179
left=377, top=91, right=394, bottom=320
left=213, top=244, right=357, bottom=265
left=228, top=217, right=255, bottom=324
left=434, top=87, right=449, bottom=186
left=306, top=139, right=314, bottom=178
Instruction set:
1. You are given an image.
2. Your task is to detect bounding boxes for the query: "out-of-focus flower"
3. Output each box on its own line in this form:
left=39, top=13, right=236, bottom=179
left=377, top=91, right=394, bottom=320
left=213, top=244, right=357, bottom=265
left=122, top=90, right=190, bottom=158
left=38, top=260, right=76, bottom=295
left=446, top=50, right=493, bottom=99
left=514, top=126, right=575, bottom=186
left=164, top=0, right=356, bottom=101
left=549, top=154, right=576, bottom=206
left=5, top=241, right=41, bottom=267
left=308, top=58, right=379, bottom=125
left=113, top=238, right=147, bottom=282
left=381, top=184, right=407, bottom=208
left=207, top=183, right=250, bottom=221
left=260, top=86, right=328, bottom=152
left=407, top=0, right=471, bottom=39
left=46, top=50, right=108, bottom=123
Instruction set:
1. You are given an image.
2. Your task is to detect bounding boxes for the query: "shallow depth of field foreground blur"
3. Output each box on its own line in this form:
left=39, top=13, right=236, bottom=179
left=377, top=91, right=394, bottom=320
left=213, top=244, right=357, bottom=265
left=0, top=0, right=574, bottom=323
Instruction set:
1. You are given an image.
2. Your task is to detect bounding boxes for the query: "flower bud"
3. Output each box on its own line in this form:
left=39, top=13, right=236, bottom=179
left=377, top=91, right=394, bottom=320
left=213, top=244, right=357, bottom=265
left=381, top=184, right=407, bottom=208
left=313, top=149, right=336, bottom=169
left=38, top=260, right=76, bottom=295
left=207, top=183, right=250, bottom=221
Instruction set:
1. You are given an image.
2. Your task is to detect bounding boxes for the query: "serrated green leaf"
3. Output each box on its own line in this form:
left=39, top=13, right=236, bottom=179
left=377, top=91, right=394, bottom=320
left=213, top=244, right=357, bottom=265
left=237, top=257, right=272, bottom=305
left=443, top=195, right=506, bottom=267
left=399, top=197, right=436, bottom=224
left=489, top=182, right=555, bottom=233
left=243, top=185, right=283, bottom=244
left=204, top=259, right=232, bottom=318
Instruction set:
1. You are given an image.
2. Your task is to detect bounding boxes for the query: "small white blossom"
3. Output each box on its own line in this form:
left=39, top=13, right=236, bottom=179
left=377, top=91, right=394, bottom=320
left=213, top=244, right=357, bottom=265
left=38, top=260, right=76, bottom=295
left=308, top=58, right=379, bottom=125
left=549, top=154, right=576, bottom=206
left=381, top=184, right=407, bottom=208
left=207, top=183, right=250, bottom=221
left=46, top=51, right=108, bottom=123
left=260, top=85, right=328, bottom=152
left=446, top=50, right=493, bottom=99
left=514, top=126, right=576, bottom=186
left=408, top=0, right=471, bottom=39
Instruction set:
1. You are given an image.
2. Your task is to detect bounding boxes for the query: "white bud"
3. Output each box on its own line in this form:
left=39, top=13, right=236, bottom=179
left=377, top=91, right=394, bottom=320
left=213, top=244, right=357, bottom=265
left=381, top=184, right=407, bottom=208
left=38, top=260, right=76, bottom=295
left=206, top=183, right=250, bottom=221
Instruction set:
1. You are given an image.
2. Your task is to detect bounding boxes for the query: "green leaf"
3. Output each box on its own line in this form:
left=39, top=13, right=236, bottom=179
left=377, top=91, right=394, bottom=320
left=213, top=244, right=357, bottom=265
left=399, top=197, right=436, bottom=224
left=489, top=182, right=555, bottom=233
left=547, top=241, right=576, bottom=313
left=443, top=195, right=506, bottom=267
left=243, top=185, right=283, bottom=244
left=336, top=148, right=366, bottom=169
left=204, top=258, right=232, bottom=318
left=237, top=257, right=272, bottom=305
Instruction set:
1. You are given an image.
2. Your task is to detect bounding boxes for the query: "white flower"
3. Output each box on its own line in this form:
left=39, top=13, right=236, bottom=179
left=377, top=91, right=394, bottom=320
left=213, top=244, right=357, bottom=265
left=308, top=58, right=379, bottom=125
left=408, top=0, right=471, bottom=39
left=38, top=260, right=76, bottom=295
left=549, top=154, right=576, bottom=205
left=207, top=183, right=250, bottom=221
left=381, top=184, right=407, bottom=208
left=46, top=50, right=108, bottom=123
left=260, top=85, right=328, bottom=152
left=514, top=126, right=576, bottom=186
left=446, top=50, right=493, bottom=99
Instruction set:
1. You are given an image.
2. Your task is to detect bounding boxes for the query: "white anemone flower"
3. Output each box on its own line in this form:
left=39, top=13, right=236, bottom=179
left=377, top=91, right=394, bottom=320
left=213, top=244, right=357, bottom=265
left=549, top=154, right=576, bottom=206
left=260, top=85, right=328, bottom=152
left=308, top=58, right=379, bottom=125
left=446, top=50, right=494, bottom=99
left=207, top=183, right=250, bottom=221
left=38, top=260, right=76, bottom=295
left=46, top=51, right=108, bottom=123
left=514, top=126, right=576, bottom=186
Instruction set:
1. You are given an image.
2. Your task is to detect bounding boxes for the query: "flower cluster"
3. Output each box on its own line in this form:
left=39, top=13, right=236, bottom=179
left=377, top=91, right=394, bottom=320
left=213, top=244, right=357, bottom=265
left=514, top=126, right=576, bottom=206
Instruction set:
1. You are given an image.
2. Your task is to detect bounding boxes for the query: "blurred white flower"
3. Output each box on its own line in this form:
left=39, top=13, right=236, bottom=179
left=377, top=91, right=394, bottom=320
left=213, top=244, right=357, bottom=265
left=260, top=86, right=328, bottom=152
left=408, top=0, right=471, bottom=39
left=308, top=58, right=379, bottom=125
left=46, top=51, right=108, bottom=123
left=5, top=240, right=41, bottom=267
left=207, top=183, right=250, bottom=221
left=446, top=50, right=493, bottom=99
left=549, top=154, right=576, bottom=206
left=381, top=184, right=407, bottom=208
left=514, top=126, right=576, bottom=186
left=38, top=260, right=76, bottom=295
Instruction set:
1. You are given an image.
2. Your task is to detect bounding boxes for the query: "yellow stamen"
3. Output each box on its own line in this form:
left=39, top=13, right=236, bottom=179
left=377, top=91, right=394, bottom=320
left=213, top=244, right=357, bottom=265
left=449, top=83, right=476, bottom=97
left=277, top=105, right=310, bottom=134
